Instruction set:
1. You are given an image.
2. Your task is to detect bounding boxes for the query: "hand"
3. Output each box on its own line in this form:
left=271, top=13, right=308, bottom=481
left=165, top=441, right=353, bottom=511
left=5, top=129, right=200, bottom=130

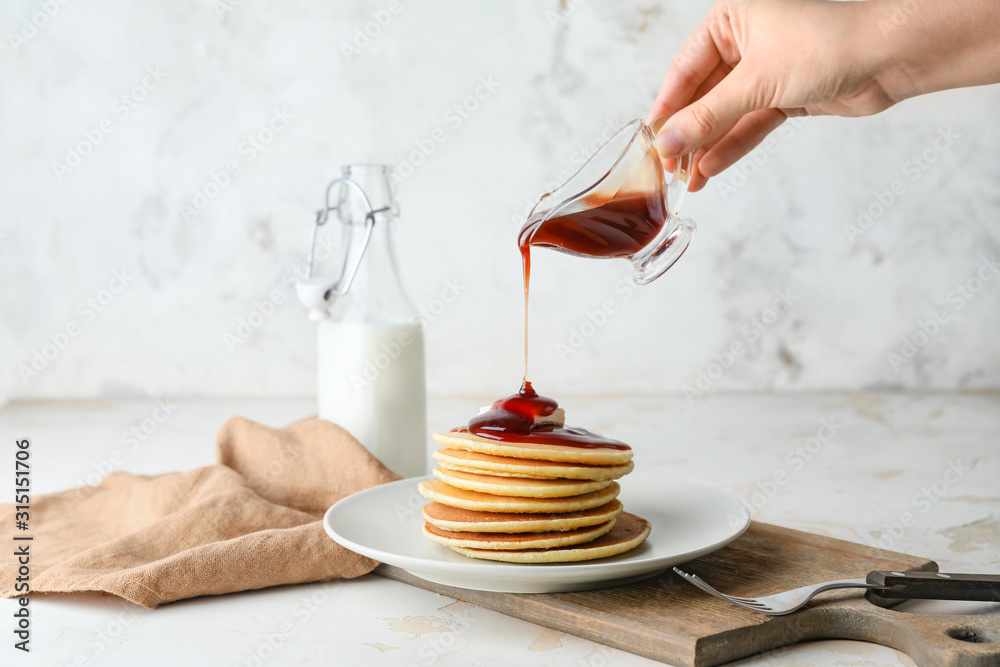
left=651, top=0, right=1000, bottom=192
left=649, top=0, right=899, bottom=192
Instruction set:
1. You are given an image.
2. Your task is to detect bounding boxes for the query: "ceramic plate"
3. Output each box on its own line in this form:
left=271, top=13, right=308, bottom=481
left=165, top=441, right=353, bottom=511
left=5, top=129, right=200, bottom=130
left=324, top=473, right=749, bottom=593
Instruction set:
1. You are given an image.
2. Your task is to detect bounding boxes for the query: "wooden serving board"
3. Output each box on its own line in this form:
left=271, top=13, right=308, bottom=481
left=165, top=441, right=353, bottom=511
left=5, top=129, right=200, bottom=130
left=376, top=522, right=1000, bottom=666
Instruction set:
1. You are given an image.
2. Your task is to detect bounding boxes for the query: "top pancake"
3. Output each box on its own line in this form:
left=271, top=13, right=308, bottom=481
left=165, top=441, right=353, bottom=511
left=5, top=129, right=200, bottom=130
left=433, top=448, right=634, bottom=481
left=434, top=431, right=633, bottom=466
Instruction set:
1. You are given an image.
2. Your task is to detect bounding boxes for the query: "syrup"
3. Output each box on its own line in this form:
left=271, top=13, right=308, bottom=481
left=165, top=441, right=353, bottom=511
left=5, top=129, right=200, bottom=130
left=459, top=188, right=666, bottom=451
left=517, top=192, right=666, bottom=377
left=518, top=192, right=666, bottom=260
left=453, top=381, right=630, bottom=450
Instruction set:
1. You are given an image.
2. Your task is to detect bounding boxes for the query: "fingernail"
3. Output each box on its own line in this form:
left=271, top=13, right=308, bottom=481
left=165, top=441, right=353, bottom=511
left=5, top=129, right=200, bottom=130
left=655, top=129, right=686, bottom=157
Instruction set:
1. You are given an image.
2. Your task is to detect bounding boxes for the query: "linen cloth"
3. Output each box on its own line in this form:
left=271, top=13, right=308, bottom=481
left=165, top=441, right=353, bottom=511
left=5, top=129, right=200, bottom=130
left=1, top=417, right=400, bottom=608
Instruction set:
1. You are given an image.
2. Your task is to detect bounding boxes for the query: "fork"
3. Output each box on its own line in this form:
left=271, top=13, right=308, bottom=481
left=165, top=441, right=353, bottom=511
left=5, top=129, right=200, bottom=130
left=672, top=567, right=874, bottom=615
left=672, top=567, right=1000, bottom=616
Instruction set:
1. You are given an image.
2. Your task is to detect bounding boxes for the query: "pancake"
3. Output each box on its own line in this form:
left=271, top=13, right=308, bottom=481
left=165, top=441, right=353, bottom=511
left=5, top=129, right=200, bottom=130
left=433, top=431, right=633, bottom=467
left=433, top=467, right=611, bottom=498
left=423, top=518, right=615, bottom=550
left=423, top=499, right=623, bottom=533
left=436, top=464, right=553, bottom=480
left=433, top=448, right=634, bottom=481
left=418, top=480, right=620, bottom=514
left=449, top=512, right=651, bottom=563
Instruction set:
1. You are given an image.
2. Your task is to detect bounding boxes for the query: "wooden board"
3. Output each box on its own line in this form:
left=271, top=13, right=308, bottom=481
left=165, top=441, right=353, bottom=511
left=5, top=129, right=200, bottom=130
left=376, top=522, right=1000, bottom=666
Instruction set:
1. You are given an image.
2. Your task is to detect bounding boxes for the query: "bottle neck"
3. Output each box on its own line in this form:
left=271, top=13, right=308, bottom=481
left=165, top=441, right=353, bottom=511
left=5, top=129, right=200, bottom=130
left=330, top=216, right=418, bottom=323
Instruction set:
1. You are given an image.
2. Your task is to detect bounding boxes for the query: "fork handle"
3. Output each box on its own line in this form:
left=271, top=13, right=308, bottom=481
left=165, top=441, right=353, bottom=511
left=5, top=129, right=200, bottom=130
left=867, top=571, right=1000, bottom=601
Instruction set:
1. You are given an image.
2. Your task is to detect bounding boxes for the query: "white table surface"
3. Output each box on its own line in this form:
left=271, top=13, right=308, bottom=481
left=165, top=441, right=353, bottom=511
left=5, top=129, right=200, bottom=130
left=2, top=393, right=999, bottom=666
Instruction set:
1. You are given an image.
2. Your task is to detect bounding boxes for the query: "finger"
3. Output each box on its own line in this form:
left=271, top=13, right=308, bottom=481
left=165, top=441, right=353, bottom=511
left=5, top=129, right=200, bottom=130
left=683, top=109, right=780, bottom=190
left=653, top=61, right=732, bottom=135
left=671, top=118, right=733, bottom=192
left=653, top=66, right=758, bottom=157
left=670, top=104, right=766, bottom=193
left=698, top=108, right=788, bottom=177
left=646, top=21, right=724, bottom=123
left=691, top=62, right=732, bottom=104
left=655, top=63, right=732, bottom=175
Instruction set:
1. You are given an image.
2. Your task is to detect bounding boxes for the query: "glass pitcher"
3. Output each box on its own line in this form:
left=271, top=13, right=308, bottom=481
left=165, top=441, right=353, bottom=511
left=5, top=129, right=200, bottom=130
left=521, top=117, right=696, bottom=284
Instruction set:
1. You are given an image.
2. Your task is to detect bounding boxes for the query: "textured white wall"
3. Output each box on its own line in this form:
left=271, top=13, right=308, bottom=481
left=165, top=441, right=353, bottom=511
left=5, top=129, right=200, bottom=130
left=3, top=0, right=1000, bottom=401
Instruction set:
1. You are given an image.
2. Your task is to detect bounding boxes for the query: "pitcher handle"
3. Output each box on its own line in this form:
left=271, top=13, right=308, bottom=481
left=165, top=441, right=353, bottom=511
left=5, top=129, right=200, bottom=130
left=648, top=114, right=692, bottom=216
left=667, top=153, right=692, bottom=216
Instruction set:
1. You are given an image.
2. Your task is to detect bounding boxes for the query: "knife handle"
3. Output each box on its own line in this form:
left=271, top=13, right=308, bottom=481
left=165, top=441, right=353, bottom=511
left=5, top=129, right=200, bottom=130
left=867, top=570, right=1000, bottom=601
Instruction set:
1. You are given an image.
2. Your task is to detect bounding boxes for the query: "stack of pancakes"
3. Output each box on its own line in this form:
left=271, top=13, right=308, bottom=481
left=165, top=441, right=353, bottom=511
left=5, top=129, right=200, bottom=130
left=418, top=423, right=650, bottom=563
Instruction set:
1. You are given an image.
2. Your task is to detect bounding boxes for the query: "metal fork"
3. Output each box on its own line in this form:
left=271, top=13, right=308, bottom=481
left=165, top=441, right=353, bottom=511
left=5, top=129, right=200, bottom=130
left=672, top=567, right=878, bottom=616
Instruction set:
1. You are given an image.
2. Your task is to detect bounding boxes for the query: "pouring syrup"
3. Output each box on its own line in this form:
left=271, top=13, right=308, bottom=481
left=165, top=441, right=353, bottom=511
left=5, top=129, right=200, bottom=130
left=451, top=190, right=671, bottom=451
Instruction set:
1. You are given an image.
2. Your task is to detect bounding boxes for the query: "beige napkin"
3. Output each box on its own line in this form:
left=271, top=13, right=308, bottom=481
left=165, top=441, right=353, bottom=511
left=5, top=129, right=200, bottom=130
left=0, top=416, right=401, bottom=608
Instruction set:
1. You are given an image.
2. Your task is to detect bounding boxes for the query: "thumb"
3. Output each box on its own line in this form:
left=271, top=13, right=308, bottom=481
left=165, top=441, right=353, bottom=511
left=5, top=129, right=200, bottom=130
left=654, top=70, right=758, bottom=157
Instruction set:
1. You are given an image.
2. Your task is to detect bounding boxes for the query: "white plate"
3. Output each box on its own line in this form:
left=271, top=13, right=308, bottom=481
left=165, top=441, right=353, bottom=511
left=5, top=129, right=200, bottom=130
left=323, top=473, right=749, bottom=593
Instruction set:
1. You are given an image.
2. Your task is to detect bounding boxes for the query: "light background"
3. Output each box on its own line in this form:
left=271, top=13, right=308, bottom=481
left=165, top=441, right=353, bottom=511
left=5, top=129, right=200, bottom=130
left=3, top=0, right=999, bottom=402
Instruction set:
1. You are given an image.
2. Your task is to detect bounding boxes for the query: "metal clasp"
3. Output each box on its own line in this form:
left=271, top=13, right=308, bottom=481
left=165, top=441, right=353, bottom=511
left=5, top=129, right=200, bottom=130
left=297, top=176, right=389, bottom=321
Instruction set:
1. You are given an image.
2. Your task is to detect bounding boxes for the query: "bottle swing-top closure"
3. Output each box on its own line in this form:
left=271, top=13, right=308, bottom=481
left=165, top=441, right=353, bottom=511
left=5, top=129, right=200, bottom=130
left=295, top=176, right=391, bottom=321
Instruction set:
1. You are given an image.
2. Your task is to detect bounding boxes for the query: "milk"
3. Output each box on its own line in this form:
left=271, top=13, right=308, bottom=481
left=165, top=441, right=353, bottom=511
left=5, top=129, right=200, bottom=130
left=317, top=316, right=427, bottom=478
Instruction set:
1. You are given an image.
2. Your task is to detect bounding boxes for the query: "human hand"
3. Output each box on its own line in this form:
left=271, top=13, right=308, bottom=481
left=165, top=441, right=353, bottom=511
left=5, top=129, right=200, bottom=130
left=649, top=0, right=899, bottom=192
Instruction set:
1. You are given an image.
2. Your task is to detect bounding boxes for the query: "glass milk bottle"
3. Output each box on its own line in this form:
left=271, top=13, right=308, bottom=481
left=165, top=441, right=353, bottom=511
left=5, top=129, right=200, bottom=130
left=296, top=164, right=427, bottom=477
